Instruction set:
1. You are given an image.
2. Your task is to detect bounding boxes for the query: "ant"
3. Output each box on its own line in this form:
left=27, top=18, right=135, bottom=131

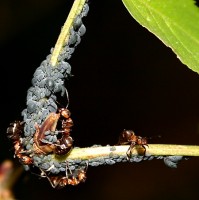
left=6, top=88, right=80, bottom=187
left=118, top=129, right=148, bottom=160
left=6, top=121, right=33, bottom=165
left=33, top=107, right=74, bottom=155
left=41, top=162, right=88, bottom=189
left=32, top=87, right=74, bottom=155
left=54, top=108, right=73, bottom=155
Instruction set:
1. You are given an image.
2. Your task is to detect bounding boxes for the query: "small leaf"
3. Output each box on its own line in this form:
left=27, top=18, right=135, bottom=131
left=122, top=0, right=199, bottom=74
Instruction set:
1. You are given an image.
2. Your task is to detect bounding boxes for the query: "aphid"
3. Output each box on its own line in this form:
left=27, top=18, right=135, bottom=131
left=73, top=15, right=83, bottom=30
left=164, top=156, right=184, bottom=168
left=45, top=78, right=55, bottom=91
left=43, top=162, right=88, bottom=189
left=33, top=107, right=74, bottom=156
left=27, top=99, right=38, bottom=114
left=68, top=29, right=78, bottom=46
left=81, top=3, right=89, bottom=17
left=53, top=80, right=67, bottom=97
left=58, top=61, right=71, bottom=75
left=77, top=24, right=86, bottom=37
left=7, top=121, right=33, bottom=165
left=118, top=129, right=148, bottom=159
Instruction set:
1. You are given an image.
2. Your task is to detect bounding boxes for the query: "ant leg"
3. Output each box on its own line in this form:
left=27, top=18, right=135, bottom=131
left=39, top=168, right=58, bottom=188
left=126, top=146, right=131, bottom=160
left=65, top=161, right=71, bottom=177
left=19, top=149, right=32, bottom=154
left=65, top=161, right=78, bottom=185
left=64, top=87, right=69, bottom=108
left=142, top=144, right=149, bottom=156
left=46, top=165, right=55, bottom=172
left=126, top=142, right=136, bottom=160
left=47, top=176, right=60, bottom=189
left=83, top=161, right=89, bottom=171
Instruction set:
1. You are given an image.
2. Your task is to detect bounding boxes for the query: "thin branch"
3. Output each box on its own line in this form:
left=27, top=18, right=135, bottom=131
left=53, top=144, right=199, bottom=162
left=50, top=0, right=86, bottom=66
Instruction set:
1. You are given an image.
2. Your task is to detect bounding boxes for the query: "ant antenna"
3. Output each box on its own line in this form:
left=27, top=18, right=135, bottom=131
left=147, top=135, right=162, bottom=140
left=65, top=161, right=71, bottom=177
left=65, top=87, right=69, bottom=108
left=48, top=87, right=70, bottom=109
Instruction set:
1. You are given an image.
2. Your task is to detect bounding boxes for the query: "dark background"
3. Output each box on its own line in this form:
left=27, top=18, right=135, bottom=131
left=1, top=0, right=199, bottom=199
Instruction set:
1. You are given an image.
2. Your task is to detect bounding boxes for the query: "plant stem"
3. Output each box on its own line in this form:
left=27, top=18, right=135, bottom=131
left=50, top=0, right=86, bottom=66
left=53, top=144, right=199, bottom=162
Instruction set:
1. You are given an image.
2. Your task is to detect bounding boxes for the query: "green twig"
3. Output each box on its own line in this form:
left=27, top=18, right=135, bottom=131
left=50, top=0, right=86, bottom=66
left=53, top=144, right=199, bottom=162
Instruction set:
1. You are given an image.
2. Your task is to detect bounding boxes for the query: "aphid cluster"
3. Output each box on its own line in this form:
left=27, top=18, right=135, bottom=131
left=7, top=0, right=186, bottom=188
left=7, top=1, right=89, bottom=188
left=59, top=3, right=89, bottom=61
left=163, top=156, right=184, bottom=168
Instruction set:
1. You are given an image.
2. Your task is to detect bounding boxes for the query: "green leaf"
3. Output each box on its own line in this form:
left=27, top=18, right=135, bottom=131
left=122, top=0, right=199, bottom=74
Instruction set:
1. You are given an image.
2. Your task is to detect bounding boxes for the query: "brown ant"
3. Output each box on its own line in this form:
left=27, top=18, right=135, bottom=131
left=54, top=108, right=73, bottom=155
left=118, top=129, right=148, bottom=159
left=13, top=140, right=33, bottom=165
left=41, top=162, right=88, bottom=189
left=33, top=88, right=74, bottom=155
left=6, top=121, right=33, bottom=165
left=33, top=107, right=74, bottom=156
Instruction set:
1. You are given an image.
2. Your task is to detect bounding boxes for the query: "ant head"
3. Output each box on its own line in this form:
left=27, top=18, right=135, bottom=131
left=122, top=129, right=135, bottom=139
left=77, top=170, right=87, bottom=182
left=59, top=108, right=71, bottom=118
left=141, top=137, right=148, bottom=145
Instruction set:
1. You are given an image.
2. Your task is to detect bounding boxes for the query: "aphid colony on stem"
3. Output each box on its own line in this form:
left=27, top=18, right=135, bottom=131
left=7, top=106, right=74, bottom=158
left=6, top=1, right=90, bottom=188
left=7, top=105, right=88, bottom=188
